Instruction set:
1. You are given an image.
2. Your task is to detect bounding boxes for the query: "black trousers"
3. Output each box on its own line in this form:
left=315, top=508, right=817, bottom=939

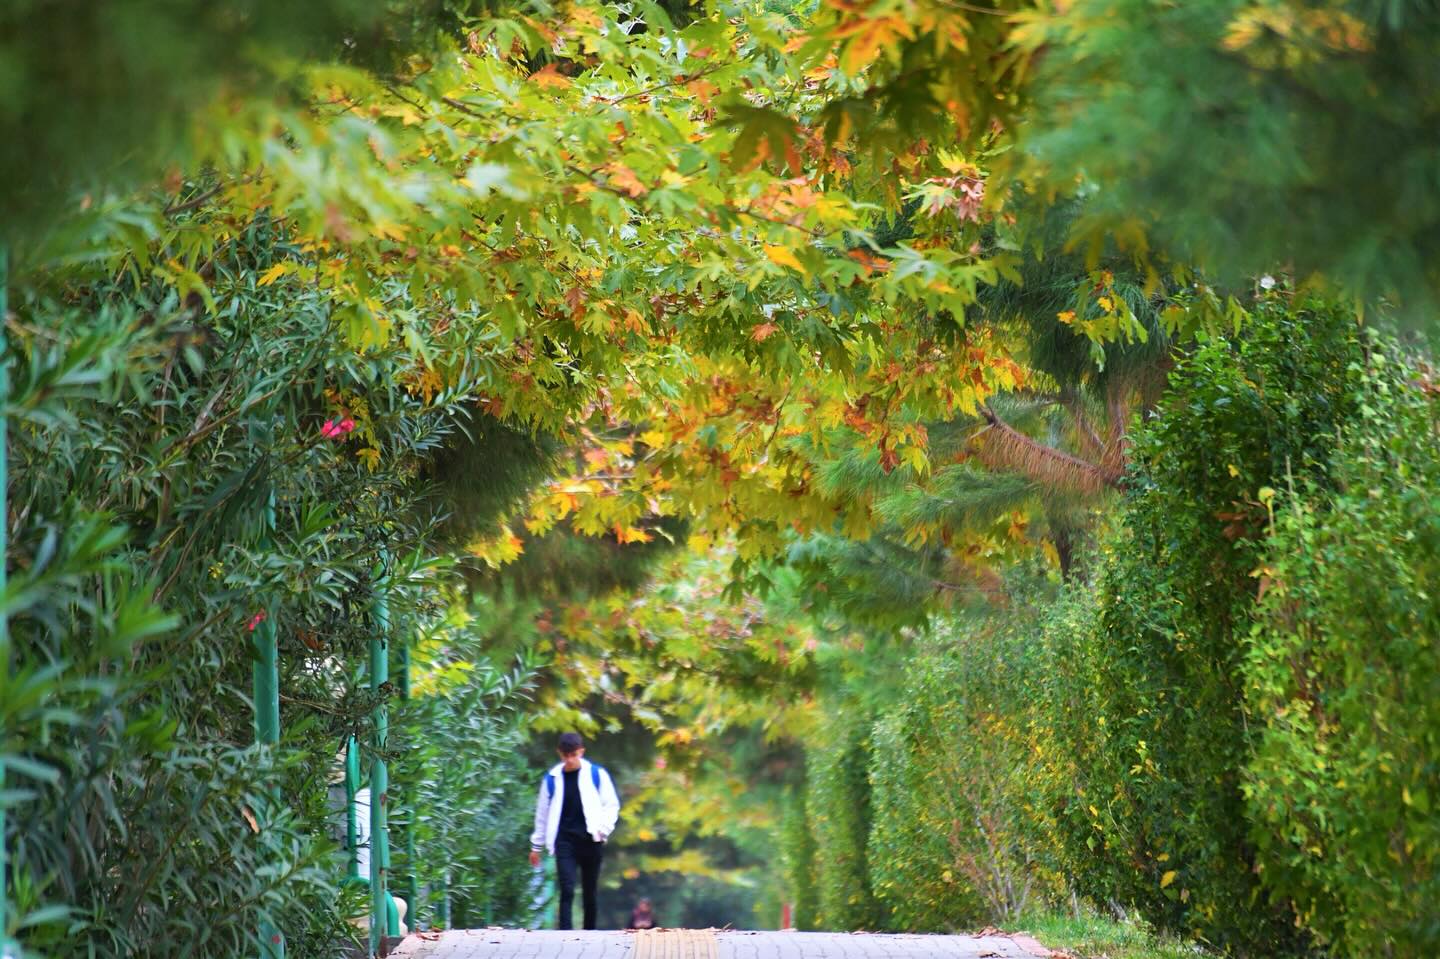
left=555, top=835, right=604, bottom=930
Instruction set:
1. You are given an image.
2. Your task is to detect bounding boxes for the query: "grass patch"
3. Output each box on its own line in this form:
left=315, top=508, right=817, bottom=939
left=1013, top=910, right=1204, bottom=959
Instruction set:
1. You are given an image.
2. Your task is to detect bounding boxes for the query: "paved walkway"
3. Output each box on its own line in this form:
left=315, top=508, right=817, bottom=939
left=394, top=929, right=1053, bottom=959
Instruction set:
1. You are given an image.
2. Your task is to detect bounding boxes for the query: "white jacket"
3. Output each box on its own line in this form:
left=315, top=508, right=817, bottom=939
left=529, top=758, right=621, bottom=854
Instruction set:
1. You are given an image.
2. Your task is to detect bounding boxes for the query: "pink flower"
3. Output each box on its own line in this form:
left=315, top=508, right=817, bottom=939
left=246, top=612, right=267, bottom=632
left=654, top=757, right=667, bottom=770
left=320, top=417, right=357, bottom=439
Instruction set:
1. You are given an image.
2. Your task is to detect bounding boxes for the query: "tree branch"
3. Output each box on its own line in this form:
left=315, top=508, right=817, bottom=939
left=977, top=403, right=1123, bottom=494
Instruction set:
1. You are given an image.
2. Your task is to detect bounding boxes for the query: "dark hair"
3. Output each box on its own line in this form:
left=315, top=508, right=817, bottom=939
left=557, top=732, right=584, bottom=754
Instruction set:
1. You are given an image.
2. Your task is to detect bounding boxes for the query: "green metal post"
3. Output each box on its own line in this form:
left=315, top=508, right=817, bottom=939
left=1, top=244, right=13, bottom=958
left=398, top=641, right=419, bottom=931
left=253, top=494, right=284, bottom=959
left=345, top=736, right=361, bottom=882
left=369, top=561, right=391, bottom=957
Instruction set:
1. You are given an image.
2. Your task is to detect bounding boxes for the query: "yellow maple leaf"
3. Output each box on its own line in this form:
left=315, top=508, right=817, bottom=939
left=613, top=524, right=653, bottom=544
left=836, top=14, right=913, bottom=75
left=763, top=244, right=806, bottom=274
left=256, top=263, right=289, bottom=287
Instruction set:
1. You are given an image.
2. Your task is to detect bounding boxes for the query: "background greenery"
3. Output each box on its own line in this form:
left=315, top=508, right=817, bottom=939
left=4, top=0, right=1439, bottom=957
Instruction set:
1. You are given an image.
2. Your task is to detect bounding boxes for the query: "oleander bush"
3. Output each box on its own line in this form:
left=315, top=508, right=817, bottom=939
left=2, top=216, right=541, bottom=955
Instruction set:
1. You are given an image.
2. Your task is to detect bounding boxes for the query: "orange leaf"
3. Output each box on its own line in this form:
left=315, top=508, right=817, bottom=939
left=751, top=322, right=780, bottom=342
left=530, top=64, right=572, bottom=89
left=607, top=166, right=647, bottom=197
left=565, top=286, right=587, bottom=318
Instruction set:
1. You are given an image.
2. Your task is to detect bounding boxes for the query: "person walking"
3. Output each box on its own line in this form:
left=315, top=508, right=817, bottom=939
left=529, top=732, right=621, bottom=930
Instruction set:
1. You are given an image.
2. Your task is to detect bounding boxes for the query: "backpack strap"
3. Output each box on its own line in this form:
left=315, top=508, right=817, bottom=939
left=548, top=766, right=603, bottom=798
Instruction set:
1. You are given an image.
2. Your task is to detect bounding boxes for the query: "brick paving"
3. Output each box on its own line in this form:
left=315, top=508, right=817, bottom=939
left=394, top=930, right=632, bottom=959
left=393, top=929, right=1051, bottom=959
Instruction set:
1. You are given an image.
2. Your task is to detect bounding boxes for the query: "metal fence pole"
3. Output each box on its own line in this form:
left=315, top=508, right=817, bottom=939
left=345, top=735, right=362, bottom=882
left=398, top=641, right=419, bottom=930
left=369, top=558, right=391, bottom=957
left=254, top=493, right=284, bottom=959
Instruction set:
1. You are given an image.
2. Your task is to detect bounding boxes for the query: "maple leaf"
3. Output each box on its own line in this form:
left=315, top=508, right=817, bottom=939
left=751, top=322, right=780, bottom=342
left=613, top=525, right=653, bottom=544
left=530, top=64, right=572, bottom=89
left=763, top=244, right=806, bottom=274
left=833, top=13, right=915, bottom=74
left=726, top=105, right=802, bottom=172
left=847, top=248, right=891, bottom=275
left=686, top=78, right=719, bottom=104
left=565, top=286, right=587, bottom=319
left=607, top=165, right=647, bottom=197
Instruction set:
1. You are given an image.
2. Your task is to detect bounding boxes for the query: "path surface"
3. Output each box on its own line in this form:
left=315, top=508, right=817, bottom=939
left=394, top=928, right=1053, bottom=959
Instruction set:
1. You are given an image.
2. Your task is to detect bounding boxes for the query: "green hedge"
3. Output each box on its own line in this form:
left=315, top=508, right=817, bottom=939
left=779, top=783, right=820, bottom=930
left=783, top=300, right=1438, bottom=956
left=1042, top=298, right=1365, bottom=954
left=869, top=615, right=1065, bottom=931
left=1244, top=347, right=1440, bottom=956
left=808, top=711, right=884, bottom=931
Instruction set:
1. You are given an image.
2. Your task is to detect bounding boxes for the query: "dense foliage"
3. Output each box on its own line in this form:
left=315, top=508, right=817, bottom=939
left=763, top=298, right=1437, bottom=958
left=1, top=217, right=542, bottom=953
left=400, top=635, right=542, bottom=928
left=869, top=613, right=1060, bottom=931
left=1043, top=300, right=1366, bottom=953
left=5, top=0, right=1440, bottom=956
left=807, top=713, right=882, bottom=932
left=1244, top=350, right=1440, bottom=954
left=1017, top=0, right=1440, bottom=318
left=779, top=784, right=819, bottom=931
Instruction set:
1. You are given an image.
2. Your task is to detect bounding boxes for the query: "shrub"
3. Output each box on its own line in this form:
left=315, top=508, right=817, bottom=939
left=1244, top=347, right=1440, bottom=956
left=779, top=784, right=820, bottom=930
left=1043, top=297, right=1365, bottom=954
left=869, top=615, right=1062, bottom=931
left=808, top=710, right=884, bottom=930
left=3, top=217, right=542, bottom=955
